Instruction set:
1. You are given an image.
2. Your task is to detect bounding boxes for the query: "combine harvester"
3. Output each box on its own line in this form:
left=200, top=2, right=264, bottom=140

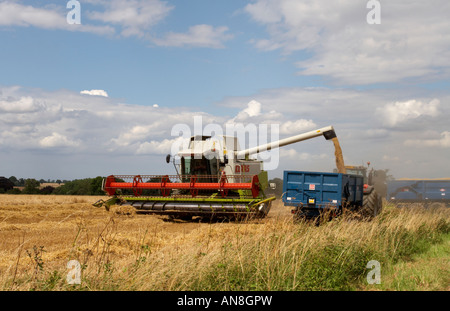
left=95, top=126, right=338, bottom=220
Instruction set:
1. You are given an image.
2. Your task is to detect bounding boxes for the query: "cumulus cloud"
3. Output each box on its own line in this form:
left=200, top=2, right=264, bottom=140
left=1, top=85, right=449, bottom=179
left=215, top=86, right=450, bottom=178
left=86, top=0, right=174, bottom=38
left=404, top=131, right=450, bottom=148
left=153, top=24, right=234, bottom=49
left=0, top=96, right=43, bottom=113
left=280, top=119, right=316, bottom=135
left=227, top=100, right=262, bottom=124
left=0, top=1, right=231, bottom=49
left=0, top=1, right=114, bottom=35
left=244, top=0, right=450, bottom=84
left=136, top=137, right=187, bottom=155
left=376, top=99, right=440, bottom=127
left=40, top=132, right=80, bottom=148
left=242, top=100, right=262, bottom=117
left=111, top=124, right=162, bottom=147
left=80, top=89, right=109, bottom=97
left=0, top=86, right=225, bottom=157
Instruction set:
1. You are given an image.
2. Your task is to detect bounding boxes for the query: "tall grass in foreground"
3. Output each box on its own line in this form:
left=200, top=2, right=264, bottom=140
left=2, top=204, right=449, bottom=291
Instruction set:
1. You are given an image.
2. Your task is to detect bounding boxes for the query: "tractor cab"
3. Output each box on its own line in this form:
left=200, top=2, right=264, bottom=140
left=344, top=165, right=369, bottom=184
left=334, top=162, right=373, bottom=186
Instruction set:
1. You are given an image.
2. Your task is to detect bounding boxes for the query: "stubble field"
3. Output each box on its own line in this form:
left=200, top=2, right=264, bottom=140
left=0, top=194, right=448, bottom=291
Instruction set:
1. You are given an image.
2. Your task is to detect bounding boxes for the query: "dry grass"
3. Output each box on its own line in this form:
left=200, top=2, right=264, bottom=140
left=0, top=194, right=209, bottom=290
left=0, top=195, right=448, bottom=291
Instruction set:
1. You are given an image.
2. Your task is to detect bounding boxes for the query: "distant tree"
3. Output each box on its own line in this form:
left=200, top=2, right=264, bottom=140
left=56, top=179, right=62, bottom=184
left=0, top=177, right=15, bottom=192
left=53, top=177, right=105, bottom=195
left=7, top=188, right=22, bottom=194
left=23, top=179, right=41, bottom=194
left=90, top=176, right=105, bottom=195
left=8, top=176, right=19, bottom=186
left=40, top=186, right=55, bottom=195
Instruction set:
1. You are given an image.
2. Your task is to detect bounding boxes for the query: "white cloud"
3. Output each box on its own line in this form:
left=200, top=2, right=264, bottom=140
left=280, top=148, right=328, bottom=161
left=136, top=137, right=186, bottom=155
left=242, top=100, right=262, bottom=117
left=80, top=89, right=109, bottom=97
left=215, top=86, right=450, bottom=178
left=0, top=2, right=62, bottom=28
left=153, top=24, right=234, bottom=49
left=111, top=124, right=158, bottom=147
left=1, top=85, right=449, bottom=179
left=40, top=132, right=80, bottom=148
left=0, top=87, right=220, bottom=156
left=404, top=131, right=450, bottom=148
left=0, top=96, right=43, bottom=113
left=0, top=2, right=233, bottom=49
left=87, top=0, right=174, bottom=38
left=280, top=119, right=316, bottom=135
left=0, top=1, right=114, bottom=35
left=245, top=0, right=450, bottom=84
left=227, top=100, right=262, bottom=124
left=376, top=99, right=440, bottom=127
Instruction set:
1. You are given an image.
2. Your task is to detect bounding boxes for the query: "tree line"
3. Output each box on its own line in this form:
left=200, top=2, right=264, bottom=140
left=0, top=176, right=105, bottom=195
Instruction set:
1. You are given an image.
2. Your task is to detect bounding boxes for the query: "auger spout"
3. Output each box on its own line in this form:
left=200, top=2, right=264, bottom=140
left=235, top=125, right=336, bottom=159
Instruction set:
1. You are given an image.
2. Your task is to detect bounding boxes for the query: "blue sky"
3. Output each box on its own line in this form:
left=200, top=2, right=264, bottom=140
left=1, top=1, right=318, bottom=110
left=1, top=0, right=449, bottom=180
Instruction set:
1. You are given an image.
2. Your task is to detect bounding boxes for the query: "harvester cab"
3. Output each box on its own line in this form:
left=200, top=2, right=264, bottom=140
left=169, top=134, right=267, bottom=185
left=98, top=126, right=338, bottom=221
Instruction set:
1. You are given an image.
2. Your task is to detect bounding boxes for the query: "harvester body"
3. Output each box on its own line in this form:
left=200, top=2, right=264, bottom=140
left=100, top=126, right=337, bottom=220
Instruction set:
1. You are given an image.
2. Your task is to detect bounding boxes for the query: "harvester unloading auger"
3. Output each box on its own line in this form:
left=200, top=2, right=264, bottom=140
left=95, top=126, right=338, bottom=220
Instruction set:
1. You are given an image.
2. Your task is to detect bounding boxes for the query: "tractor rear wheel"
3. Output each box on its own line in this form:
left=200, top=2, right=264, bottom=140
left=360, top=187, right=382, bottom=219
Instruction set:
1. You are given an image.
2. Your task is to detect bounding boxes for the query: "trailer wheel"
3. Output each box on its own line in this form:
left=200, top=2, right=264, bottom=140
left=360, top=188, right=382, bottom=219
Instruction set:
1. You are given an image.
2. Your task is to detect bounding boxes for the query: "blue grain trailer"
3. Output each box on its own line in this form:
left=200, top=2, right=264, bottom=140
left=282, top=171, right=381, bottom=220
left=386, top=179, right=450, bottom=207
